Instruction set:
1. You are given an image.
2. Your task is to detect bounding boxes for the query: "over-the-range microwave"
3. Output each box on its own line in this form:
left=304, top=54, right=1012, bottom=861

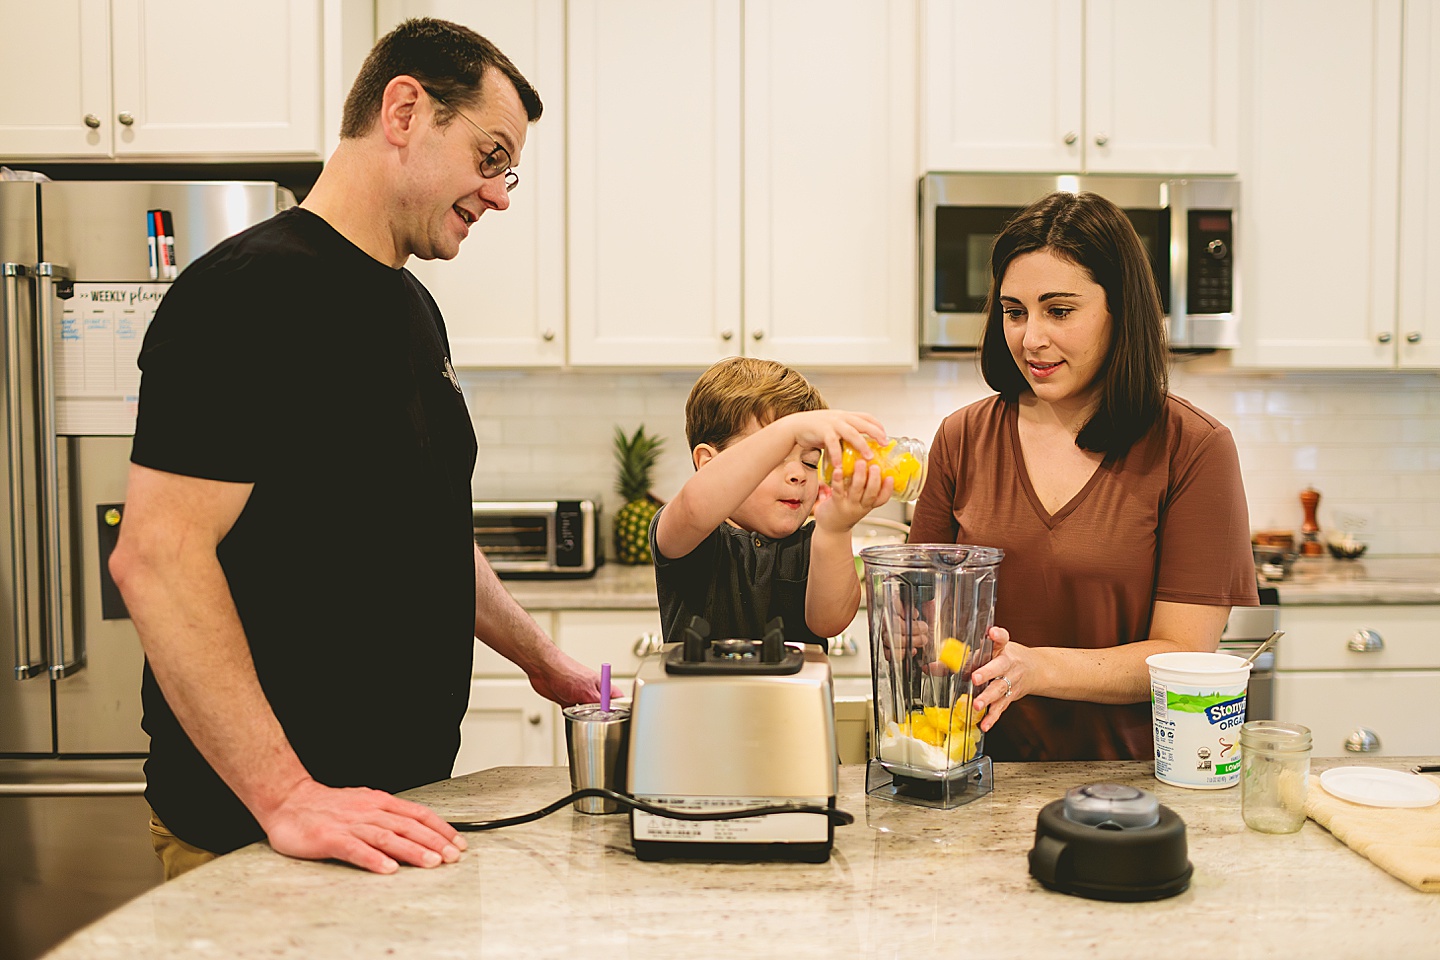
left=920, top=174, right=1239, bottom=354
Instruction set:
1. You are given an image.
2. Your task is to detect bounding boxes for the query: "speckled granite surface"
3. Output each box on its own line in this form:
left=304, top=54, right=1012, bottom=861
left=506, top=557, right=1440, bottom=611
left=504, top=563, right=659, bottom=610
left=44, top=759, right=1440, bottom=959
left=1265, top=556, right=1440, bottom=605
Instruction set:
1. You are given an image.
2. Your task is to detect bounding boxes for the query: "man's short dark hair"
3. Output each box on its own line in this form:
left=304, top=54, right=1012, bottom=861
left=340, top=18, right=542, bottom=139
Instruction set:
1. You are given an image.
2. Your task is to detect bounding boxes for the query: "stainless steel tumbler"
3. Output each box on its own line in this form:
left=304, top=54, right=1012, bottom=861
left=562, top=704, right=631, bottom=814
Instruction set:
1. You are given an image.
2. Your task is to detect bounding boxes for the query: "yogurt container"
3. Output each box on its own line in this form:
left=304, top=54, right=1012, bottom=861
left=1145, top=651, right=1252, bottom=789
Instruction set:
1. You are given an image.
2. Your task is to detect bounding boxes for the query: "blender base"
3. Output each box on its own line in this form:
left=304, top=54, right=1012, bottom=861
left=865, top=756, right=994, bottom=809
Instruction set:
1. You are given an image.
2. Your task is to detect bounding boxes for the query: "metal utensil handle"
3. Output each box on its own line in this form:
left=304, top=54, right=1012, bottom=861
left=3, top=263, right=45, bottom=679
left=35, top=264, right=81, bottom=679
left=1242, top=630, right=1285, bottom=667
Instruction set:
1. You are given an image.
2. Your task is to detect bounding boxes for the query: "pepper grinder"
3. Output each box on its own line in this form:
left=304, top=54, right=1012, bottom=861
left=1299, top=487, right=1323, bottom=556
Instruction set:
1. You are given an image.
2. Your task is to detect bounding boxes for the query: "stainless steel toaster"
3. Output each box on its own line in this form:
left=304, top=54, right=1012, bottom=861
left=626, top=628, right=840, bottom=862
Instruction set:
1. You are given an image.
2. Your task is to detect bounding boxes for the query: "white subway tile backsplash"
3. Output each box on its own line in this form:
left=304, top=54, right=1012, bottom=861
left=454, top=362, right=1440, bottom=557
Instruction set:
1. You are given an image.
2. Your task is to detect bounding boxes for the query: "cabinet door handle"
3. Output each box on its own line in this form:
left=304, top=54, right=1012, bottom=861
left=1377, top=332, right=1392, bottom=344
left=751, top=329, right=765, bottom=341
left=542, top=329, right=556, bottom=341
left=117, top=111, right=135, bottom=126
left=1344, top=728, right=1380, bottom=753
left=1063, top=131, right=1078, bottom=145
left=527, top=712, right=543, bottom=726
left=1094, top=134, right=1109, bottom=147
left=1347, top=629, right=1383, bottom=653
left=720, top=329, right=733, bottom=341
left=633, top=632, right=662, bottom=658
left=83, top=114, right=101, bottom=129
left=1406, top=332, right=1422, bottom=344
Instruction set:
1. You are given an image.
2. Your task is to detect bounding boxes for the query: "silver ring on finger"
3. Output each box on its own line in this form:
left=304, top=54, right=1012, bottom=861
left=1000, top=675, right=1013, bottom=698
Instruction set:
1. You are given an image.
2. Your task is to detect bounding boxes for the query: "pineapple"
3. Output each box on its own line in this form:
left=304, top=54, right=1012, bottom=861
left=612, top=425, right=665, bottom=565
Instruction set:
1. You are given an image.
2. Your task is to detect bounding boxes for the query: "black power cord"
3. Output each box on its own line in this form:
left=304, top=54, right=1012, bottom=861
left=449, top=788, right=855, bottom=832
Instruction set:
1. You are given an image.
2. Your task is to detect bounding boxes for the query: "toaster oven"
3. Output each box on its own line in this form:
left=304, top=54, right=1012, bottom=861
left=472, top=500, right=601, bottom=579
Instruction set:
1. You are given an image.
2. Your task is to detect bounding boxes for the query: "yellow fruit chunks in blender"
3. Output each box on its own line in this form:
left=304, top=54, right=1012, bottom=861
left=898, top=701, right=985, bottom=763
left=937, top=637, right=971, bottom=673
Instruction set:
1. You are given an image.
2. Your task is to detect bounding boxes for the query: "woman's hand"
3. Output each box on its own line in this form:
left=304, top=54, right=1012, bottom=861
left=970, top=626, right=1030, bottom=732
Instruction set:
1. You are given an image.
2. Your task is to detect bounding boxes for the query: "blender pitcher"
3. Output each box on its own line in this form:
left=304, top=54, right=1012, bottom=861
left=861, top=544, right=1003, bottom=809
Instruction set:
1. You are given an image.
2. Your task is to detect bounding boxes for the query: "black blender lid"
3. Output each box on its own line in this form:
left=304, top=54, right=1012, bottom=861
left=1029, top=790, right=1193, bottom=902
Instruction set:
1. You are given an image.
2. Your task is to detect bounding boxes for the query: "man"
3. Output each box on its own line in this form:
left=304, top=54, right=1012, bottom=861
left=109, top=19, right=609, bottom=879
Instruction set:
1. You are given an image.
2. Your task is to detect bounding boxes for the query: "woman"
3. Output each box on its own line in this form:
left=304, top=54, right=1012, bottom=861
left=908, top=191, right=1258, bottom=761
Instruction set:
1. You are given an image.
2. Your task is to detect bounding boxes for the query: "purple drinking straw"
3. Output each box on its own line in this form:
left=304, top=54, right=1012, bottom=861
left=600, top=663, right=611, bottom=712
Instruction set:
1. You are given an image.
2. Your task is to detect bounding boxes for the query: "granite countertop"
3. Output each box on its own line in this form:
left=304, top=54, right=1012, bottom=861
left=501, top=557, right=1440, bottom=611
left=1265, top=556, right=1440, bottom=605
left=502, top=563, right=659, bottom=610
left=46, top=759, right=1440, bottom=959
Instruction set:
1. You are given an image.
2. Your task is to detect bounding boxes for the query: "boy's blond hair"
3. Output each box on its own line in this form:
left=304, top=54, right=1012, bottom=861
left=685, top=357, right=826, bottom=453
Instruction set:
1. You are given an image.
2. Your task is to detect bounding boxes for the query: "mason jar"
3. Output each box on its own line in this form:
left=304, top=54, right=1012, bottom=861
left=1240, top=720, right=1312, bottom=834
left=816, top=436, right=928, bottom=502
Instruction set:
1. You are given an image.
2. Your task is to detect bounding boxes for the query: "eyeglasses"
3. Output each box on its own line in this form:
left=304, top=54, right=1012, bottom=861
left=424, top=88, right=519, bottom=192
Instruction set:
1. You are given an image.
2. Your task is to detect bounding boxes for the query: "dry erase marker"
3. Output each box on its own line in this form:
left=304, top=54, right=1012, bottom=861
left=152, top=210, right=168, bottom=277
left=161, top=210, right=177, bottom=279
left=146, top=210, right=159, bottom=280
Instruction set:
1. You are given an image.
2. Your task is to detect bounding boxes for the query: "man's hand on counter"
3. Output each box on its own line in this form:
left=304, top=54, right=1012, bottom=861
left=259, top=778, right=467, bottom=875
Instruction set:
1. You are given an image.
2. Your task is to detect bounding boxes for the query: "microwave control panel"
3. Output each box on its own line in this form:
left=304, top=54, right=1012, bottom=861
left=1187, top=210, right=1233, bottom=315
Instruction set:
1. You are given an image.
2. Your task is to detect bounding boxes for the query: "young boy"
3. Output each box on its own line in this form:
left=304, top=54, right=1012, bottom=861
left=650, top=357, right=894, bottom=647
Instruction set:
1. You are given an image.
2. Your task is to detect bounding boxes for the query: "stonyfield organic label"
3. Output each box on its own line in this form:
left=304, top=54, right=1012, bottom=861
left=1151, top=682, right=1246, bottom=788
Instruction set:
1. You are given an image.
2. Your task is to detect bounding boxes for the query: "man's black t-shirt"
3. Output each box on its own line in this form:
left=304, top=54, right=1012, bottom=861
left=131, top=208, right=479, bottom=854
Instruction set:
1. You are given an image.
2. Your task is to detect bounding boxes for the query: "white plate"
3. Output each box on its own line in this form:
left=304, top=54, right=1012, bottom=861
left=1319, top=767, right=1440, bottom=808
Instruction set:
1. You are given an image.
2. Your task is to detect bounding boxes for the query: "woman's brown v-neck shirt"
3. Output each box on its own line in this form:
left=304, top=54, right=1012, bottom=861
left=907, top=394, right=1259, bottom=761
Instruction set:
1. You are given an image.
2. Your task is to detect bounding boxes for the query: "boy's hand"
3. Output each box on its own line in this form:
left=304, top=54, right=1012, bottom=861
left=813, top=461, right=894, bottom=532
left=778, top=409, right=887, bottom=477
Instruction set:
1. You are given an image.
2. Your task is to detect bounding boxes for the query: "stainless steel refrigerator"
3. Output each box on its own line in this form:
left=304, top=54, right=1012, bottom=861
left=1, top=179, right=293, bottom=960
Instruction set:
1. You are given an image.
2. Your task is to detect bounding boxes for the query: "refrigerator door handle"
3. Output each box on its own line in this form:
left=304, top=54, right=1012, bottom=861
left=0, top=781, right=146, bottom=797
left=35, top=262, right=84, bottom=679
left=3, top=263, right=46, bottom=680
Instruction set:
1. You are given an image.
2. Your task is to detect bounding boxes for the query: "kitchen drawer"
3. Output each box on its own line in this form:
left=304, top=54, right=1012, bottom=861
left=1277, top=606, right=1440, bottom=670
left=554, top=609, right=663, bottom=678
left=1273, top=670, right=1440, bottom=757
left=473, top=612, right=555, bottom=678
left=827, top=612, right=874, bottom=678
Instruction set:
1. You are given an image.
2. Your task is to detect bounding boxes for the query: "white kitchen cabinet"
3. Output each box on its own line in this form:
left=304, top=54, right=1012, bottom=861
left=1273, top=604, right=1440, bottom=757
left=564, top=0, right=741, bottom=368
left=554, top=609, right=662, bottom=686
left=453, top=678, right=558, bottom=774
left=456, top=613, right=560, bottom=774
left=826, top=610, right=873, bottom=680
left=1397, top=0, right=1440, bottom=369
left=921, top=0, right=1239, bottom=175
left=384, top=0, right=568, bottom=367
left=566, top=0, right=917, bottom=369
left=1235, top=0, right=1407, bottom=369
left=0, top=0, right=325, bottom=160
left=740, top=0, right=918, bottom=368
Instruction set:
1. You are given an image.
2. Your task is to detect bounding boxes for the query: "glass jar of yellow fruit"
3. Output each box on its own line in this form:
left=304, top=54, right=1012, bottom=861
left=815, top=436, right=928, bottom=502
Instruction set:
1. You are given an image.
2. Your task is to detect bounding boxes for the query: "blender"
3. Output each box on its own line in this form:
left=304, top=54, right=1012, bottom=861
left=861, top=544, right=1003, bottom=808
